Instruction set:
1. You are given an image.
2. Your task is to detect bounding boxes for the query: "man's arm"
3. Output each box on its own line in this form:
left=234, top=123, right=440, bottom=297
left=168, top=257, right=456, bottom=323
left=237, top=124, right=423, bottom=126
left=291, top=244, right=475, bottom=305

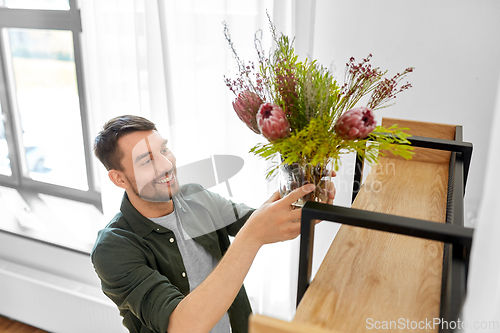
left=167, top=184, right=316, bottom=333
left=92, top=229, right=186, bottom=333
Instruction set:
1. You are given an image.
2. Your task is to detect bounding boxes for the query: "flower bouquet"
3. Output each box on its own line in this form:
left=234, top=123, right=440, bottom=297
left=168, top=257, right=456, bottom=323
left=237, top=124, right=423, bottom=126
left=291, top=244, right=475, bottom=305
left=224, top=18, right=414, bottom=206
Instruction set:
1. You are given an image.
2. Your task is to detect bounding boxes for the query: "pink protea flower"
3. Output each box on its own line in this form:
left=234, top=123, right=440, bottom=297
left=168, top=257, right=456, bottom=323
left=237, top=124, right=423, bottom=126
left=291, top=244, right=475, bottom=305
left=232, top=90, right=263, bottom=134
left=335, top=106, right=376, bottom=140
left=257, top=103, right=290, bottom=141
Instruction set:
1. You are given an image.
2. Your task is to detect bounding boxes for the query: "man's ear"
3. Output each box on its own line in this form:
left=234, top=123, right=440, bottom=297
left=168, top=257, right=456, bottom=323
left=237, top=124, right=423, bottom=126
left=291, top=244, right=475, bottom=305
left=108, top=169, right=128, bottom=189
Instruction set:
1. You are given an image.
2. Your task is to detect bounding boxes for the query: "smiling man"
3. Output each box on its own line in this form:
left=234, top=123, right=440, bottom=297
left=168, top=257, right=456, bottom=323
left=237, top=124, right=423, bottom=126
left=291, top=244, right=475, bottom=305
left=91, top=115, right=335, bottom=333
left=118, top=129, right=179, bottom=215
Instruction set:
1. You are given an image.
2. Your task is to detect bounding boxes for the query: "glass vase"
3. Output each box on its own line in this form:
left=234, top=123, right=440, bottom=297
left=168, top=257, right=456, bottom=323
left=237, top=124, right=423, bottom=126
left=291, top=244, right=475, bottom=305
left=278, top=159, right=331, bottom=208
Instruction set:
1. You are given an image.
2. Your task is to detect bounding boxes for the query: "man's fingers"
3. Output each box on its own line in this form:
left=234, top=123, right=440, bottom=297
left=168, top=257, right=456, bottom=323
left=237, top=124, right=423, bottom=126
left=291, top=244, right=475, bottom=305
left=279, top=184, right=315, bottom=207
left=265, top=191, right=281, bottom=204
left=326, top=181, right=336, bottom=201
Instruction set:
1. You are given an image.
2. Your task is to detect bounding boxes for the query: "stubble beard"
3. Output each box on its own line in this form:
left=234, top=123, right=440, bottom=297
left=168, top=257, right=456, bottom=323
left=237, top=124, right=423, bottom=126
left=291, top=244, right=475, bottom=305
left=125, top=174, right=176, bottom=203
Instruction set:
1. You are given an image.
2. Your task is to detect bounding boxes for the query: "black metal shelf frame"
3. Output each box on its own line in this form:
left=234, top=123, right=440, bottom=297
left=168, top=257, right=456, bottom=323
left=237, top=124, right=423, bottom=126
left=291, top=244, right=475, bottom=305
left=297, top=126, right=473, bottom=333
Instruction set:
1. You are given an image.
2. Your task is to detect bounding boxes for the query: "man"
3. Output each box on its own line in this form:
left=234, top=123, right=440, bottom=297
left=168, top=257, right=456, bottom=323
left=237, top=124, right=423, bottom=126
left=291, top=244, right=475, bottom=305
left=92, top=115, right=335, bottom=333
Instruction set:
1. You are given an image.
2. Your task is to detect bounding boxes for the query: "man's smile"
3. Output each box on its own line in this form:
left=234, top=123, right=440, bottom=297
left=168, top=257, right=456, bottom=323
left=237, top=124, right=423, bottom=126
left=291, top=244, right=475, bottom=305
left=154, top=172, right=175, bottom=186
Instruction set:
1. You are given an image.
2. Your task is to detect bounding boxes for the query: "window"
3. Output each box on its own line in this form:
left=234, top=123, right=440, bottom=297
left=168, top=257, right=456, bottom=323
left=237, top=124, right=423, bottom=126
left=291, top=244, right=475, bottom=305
left=0, top=0, right=101, bottom=210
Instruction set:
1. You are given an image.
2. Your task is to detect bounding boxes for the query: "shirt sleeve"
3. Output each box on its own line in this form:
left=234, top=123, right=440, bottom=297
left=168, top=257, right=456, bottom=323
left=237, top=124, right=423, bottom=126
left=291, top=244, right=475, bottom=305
left=91, top=229, right=184, bottom=333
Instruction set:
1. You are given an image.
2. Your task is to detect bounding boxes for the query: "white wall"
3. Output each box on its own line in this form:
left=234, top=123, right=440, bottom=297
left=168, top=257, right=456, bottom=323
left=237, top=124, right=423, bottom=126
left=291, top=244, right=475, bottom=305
left=460, top=69, right=500, bottom=332
left=312, top=0, right=500, bottom=226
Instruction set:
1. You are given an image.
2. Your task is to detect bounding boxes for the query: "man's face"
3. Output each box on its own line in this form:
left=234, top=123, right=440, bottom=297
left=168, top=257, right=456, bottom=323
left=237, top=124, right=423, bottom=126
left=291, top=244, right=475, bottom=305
left=118, top=130, right=179, bottom=202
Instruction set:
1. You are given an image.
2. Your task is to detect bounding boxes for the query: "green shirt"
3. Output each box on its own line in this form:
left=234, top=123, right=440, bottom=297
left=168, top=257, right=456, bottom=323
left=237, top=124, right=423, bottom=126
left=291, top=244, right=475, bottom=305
left=91, top=184, right=255, bottom=333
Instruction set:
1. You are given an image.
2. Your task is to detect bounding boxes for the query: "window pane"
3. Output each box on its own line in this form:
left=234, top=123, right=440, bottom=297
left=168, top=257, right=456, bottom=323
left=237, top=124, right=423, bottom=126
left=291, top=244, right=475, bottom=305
left=7, top=28, right=87, bottom=190
left=3, top=0, right=69, bottom=10
left=0, top=111, right=12, bottom=176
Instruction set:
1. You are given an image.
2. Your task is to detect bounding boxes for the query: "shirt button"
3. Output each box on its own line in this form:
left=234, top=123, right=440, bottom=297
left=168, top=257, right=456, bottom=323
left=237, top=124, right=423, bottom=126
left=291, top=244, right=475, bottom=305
left=182, top=272, right=186, bottom=278
left=156, top=228, right=160, bottom=232
left=169, top=238, right=175, bottom=243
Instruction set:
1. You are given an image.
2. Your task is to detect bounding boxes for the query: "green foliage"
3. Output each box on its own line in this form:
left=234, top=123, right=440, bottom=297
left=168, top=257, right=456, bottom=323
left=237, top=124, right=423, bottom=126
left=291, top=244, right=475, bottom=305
left=257, top=29, right=341, bottom=133
left=225, top=15, right=415, bottom=179
left=250, top=121, right=414, bottom=179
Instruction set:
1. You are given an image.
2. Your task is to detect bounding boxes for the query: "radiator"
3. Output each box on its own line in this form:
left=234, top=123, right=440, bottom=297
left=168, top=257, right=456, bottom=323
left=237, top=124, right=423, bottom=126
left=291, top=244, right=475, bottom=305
left=0, top=258, right=127, bottom=333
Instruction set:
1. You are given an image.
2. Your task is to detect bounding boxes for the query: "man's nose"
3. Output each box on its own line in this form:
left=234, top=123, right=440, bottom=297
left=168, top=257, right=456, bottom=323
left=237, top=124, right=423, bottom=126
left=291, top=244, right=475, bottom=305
left=154, top=152, right=173, bottom=172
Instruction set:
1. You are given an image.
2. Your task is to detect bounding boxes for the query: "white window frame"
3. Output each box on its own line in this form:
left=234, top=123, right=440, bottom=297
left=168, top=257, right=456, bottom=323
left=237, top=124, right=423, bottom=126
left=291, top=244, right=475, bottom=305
left=0, top=0, right=101, bottom=211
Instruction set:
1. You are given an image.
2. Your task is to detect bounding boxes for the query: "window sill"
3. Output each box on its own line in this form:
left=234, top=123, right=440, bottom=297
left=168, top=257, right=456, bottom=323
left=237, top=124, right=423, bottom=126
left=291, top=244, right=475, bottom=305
left=0, top=185, right=105, bottom=255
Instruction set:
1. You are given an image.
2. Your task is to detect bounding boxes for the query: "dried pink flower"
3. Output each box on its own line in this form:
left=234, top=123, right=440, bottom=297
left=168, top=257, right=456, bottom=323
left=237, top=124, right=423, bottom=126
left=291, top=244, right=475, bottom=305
left=257, top=103, right=290, bottom=141
left=232, top=90, right=263, bottom=134
left=335, top=106, right=376, bottom=140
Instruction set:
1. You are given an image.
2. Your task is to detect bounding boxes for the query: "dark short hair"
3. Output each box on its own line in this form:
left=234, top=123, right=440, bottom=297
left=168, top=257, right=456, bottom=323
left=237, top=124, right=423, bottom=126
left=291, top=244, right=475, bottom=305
left=94, top=115, right=157, bottom=171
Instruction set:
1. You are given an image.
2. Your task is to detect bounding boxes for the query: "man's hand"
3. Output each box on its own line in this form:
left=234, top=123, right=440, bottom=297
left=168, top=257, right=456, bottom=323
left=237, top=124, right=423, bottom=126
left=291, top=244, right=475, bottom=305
left=239, top=184, right=316, bottom=248
left=321, top=170, right=337, bottom=205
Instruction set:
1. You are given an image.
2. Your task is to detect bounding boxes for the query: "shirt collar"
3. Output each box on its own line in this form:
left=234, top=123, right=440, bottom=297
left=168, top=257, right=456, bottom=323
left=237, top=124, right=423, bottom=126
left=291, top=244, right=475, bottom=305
left=173, top=193, right=187, bottom=214
left=120, top=191, right=189, bottom=237
left=119, top=193, right=155, bottom=237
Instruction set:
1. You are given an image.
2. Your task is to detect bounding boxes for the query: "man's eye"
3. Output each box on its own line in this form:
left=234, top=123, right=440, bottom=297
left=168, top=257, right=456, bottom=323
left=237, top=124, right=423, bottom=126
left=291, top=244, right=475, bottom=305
left=161, top=147, right=169, bottom=154
left=141, top=158, right=151, bottom=166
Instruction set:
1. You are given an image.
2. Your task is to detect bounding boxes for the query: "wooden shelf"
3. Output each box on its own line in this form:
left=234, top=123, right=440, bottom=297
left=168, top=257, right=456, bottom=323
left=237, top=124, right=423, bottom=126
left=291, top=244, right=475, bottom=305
left=250, top=314, right=341, bottom=333
left=250, top=118, right=470, bottom=333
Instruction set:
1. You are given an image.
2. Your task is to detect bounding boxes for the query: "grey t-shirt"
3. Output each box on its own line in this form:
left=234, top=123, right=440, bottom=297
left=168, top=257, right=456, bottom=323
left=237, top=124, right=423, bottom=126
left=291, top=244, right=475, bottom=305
left=149, top=207, right=231, bottom=333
